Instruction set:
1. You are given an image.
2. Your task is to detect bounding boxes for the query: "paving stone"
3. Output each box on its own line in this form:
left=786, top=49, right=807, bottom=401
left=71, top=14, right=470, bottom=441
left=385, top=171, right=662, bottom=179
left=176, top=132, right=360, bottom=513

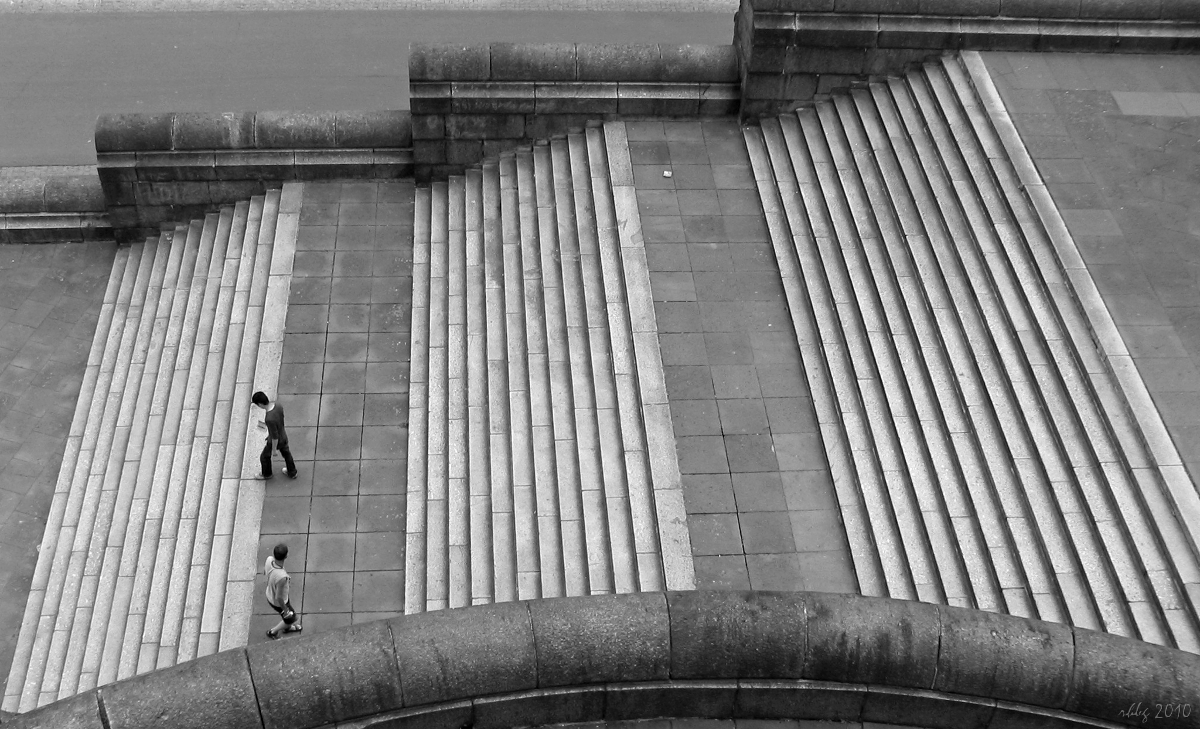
left=724, top=434, right=778, bottom=473
left=633, top=165, right=677, bottom=190
left=359, top=460, right=405, bottom=495
left=261, top=497, right=312, bottom=536
left=670, top=400, right=721, bottom=437
left=675, top=434, right=729, bottom=475
left=636, top=189, right=680, bottom=216
left=731, top=472, right=788, bottom=512
left=351, top=570, right=404, bottom=612
left=799, top=550, right=859, bottom=593
left=692, top=555, right=751, bottom=590
left=682, top=216, right=728, bottom=244
left=717, top=399, right=769, bottom=435
left=286, top=304, right=330, bottom=334
left=681, top=473, right=736, bottom=514
left=355, top=531, right=405, bottom=571
left=745, top=553, right=804, bottom=591
left=368, top=333, right=408, bottom=362
left=772, top=433, right=825, bottom=472
left=653, top=302, right=702, bottom=333
left=677, top=190, right=720, bottom=217
left=660, top=333, right=709, bottom=366
left=643, top=216, right=687, bottom=244
left=361, top=425, right=405, bottom=461
left=646, top=244, right=692, bottom=272
left=315, top=426, right=363, bottom=461
left=304, top=571, right=355, bottom=613
left=297, top=225, right=336, bottom=251
left=729, top=243, right=778, bottom=272
left=711, top=365, right=761, bottom=400
left=371, top=277, right=410, bottom=304
left=629, top=141, right=671, bottom=165
left=322, top=362, right=367, bottom=393
left=309, top=495, right=359, bottom=533
left=671, top=165, right=717, bottom=190
left=364, top=394, right=408, bottom=426
left=789, top=510, right=847, bottom=553
left=626, top=121, right=666, bottom=141
left=739, top=511, right=796, bottom=554
left=693, top=272, right=739, bottom=302
left=704, top=332, right=754, bottom=365
left=687, top=243, right=734, bottom=271
left=326, top=332, right=370, bottom=362
left=357, top=495, right=405, bottom=532
left=293, top=251, right=336, bottom=278
left=307, top=532, right=357, bottom=572
left=312, top=460, right=361, bottom=496
left=650, top=272, right=697, bottom=302
left=284, top=393, right=322, bottom=427
left=336, top=227, right=376, bottom=251
left=687, top=513, right=743, bottom=555
left=763, top=397, right=818, bottom=434
left=664, top=121, right=704, bottom=142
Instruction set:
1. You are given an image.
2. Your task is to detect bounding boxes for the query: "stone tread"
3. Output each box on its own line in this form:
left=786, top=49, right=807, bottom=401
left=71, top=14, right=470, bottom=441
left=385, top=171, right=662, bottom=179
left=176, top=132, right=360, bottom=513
left=904, top=66, right=1139, bottom=638
left=404, top=186, right=432, bottom=614
left=746, top=57, right=1200, bottom=650
left=759, top=116, right=918, bottom=601
left=447, top=175, right=470, bottom=609
left=882, top=76, right=1089, bottom=626
left=939, top=55, right=1200, bottom=649
left=404, top=128, right=678, bottom=612
left=844, top=86, right=1025, bottom=617
left=2, top=244, right=131, bottom=712
left=6, top=189, right=290, bottom=711
left=550, top=136, right=616, bottom=598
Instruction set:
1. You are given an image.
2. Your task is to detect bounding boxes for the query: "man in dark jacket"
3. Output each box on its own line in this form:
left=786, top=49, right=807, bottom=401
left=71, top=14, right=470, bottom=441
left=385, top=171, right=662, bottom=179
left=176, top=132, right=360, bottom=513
left=252, top=391, right=298, bottom=480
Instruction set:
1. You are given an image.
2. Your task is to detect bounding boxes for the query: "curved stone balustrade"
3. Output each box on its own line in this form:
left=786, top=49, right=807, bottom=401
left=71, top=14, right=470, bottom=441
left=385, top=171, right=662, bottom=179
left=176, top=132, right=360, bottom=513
left=6, top=591, right=1199, bottom=729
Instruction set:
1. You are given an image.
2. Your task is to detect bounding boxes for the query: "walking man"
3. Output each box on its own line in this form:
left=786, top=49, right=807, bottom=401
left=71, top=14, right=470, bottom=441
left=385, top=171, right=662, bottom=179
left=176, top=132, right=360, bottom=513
left=265, top=543, right=302, bottom=639
left=253, top=390, right=297, bottom=480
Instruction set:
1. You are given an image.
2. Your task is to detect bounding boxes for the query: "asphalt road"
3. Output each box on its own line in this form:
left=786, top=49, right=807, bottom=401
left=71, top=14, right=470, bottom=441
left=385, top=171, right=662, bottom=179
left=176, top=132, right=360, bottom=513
left=0, top=9, right=733, bottom=167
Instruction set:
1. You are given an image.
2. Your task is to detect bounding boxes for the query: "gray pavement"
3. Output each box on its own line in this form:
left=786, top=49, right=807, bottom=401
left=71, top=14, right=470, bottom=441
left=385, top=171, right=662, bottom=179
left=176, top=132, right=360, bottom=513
left=0, top=9, right=732, bottom=168
left=0, top=241, right=117, bottom=706
left=984, top=52, right=1200, bottom=489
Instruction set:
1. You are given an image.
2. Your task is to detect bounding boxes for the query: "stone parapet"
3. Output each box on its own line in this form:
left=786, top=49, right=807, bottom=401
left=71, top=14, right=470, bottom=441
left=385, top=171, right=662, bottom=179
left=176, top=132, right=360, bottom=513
left=734, top=0, right=1200, bottom=116
left=409, top=44, right=741, bottom=180
left=0, top=168, right=109, bottom=242
left=6, top=592, right=1198, bottom=729
left=94, top=111, right=412, bottom=241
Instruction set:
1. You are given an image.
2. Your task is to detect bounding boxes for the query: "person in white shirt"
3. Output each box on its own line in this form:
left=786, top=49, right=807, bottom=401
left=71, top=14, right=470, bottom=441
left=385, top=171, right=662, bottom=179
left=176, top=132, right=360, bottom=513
left=264, top=543, right=302, bottom=639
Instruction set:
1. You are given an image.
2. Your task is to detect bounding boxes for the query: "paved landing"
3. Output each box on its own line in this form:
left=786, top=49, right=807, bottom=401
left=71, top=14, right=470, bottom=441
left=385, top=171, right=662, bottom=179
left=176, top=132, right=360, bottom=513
left=983, top=52, right=1200, bottom=490
left=634, top=119, right=858, bottom=594
left=249, top=181, right=414, bottom=641
left=0, top=241, right=117, bottom=700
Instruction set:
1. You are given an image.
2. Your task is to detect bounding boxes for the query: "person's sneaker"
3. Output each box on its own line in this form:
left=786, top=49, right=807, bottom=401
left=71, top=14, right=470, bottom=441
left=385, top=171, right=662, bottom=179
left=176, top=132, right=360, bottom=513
left=255, top=474, right=273, bottom=481
left=287, top=471, right=298, bottom=479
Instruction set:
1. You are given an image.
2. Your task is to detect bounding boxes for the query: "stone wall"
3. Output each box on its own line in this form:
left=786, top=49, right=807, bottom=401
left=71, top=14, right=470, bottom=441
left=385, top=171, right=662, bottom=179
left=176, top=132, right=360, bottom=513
left=7, top=591, right=1199, bottom=729
left=0, top=169, right=107, bottom=243
left=734, top=0, right=1200, bottom=116
left=95, top=110, right=412, bottom=241
left=409, top=43, right=740, bottom=180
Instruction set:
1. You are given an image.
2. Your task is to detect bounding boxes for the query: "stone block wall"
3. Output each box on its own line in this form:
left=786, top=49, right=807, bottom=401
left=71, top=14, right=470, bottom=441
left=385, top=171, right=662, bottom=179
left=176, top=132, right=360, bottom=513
left=0, top=169, right=108, bottom=243
left=95, top=110, right=412, bottom=241
left=410, top=43, right=740, bottom=180
left=734, top=0, right=1200, bottom=116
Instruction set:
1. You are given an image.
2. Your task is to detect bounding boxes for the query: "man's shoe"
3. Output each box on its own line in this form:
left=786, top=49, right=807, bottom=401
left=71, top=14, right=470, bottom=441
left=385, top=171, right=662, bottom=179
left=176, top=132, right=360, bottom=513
left=255, top=474, right=274, bottom=481
left=287, top=471, right=298, bottom=480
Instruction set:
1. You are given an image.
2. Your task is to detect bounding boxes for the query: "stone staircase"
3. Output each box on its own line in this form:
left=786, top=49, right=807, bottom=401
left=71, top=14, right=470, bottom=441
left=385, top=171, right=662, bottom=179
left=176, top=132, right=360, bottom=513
left=405, top=121, right=694, bottom=611
left=3, top=186, right=299, bottom=711
left=744, top=55, right=1200, bottom=651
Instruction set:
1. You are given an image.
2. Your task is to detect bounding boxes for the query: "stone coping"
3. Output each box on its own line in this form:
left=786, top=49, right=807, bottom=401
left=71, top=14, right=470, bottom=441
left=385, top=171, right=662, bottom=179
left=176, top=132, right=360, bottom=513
left=410, top=43, right=739, bottom=83
left=95, top=111, right=413, bottom=154
left=0, top=167, right=104, bottom=214
left=748, top=0, right=1200, bottom=21
left=7, top=592, right=1199, bottom=729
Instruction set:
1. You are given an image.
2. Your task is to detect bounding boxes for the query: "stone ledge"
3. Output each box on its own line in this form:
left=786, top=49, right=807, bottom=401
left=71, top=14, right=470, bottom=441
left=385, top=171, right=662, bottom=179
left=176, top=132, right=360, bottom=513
left=410, top=44, right=739, bottom=83
left=7, top=592, right=1198, bottom=729
left=95, top=110, right=412, bottom=153
left=0, top=169, right=105, bottom=214
left=0, top=213, right=111, bottom=243
left=750, top=0, right=1200, bottom=20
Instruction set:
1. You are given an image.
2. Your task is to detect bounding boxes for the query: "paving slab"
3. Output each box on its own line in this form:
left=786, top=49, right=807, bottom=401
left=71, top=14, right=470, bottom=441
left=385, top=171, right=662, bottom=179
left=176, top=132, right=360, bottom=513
left=633, top=120, right=855, bottom=593
left=251, top=181, right=412, bottom=645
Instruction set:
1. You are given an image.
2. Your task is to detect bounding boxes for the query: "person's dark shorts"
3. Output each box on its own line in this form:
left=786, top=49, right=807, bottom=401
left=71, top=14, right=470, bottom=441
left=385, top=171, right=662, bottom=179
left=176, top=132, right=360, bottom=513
left=269, top=601, right=297, bottom=625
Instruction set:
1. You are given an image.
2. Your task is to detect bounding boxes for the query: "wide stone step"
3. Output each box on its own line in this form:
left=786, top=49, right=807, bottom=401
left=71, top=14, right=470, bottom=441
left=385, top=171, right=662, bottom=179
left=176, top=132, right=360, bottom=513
left=4, top=186, right=301, bottom=711
left=745, top=54, right=1200, bottom=651
left=404, top=122, right=691, bottom=613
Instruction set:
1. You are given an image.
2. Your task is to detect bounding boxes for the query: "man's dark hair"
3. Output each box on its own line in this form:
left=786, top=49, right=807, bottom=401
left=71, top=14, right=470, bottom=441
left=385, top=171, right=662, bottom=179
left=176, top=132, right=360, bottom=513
left=252, top=391, right=270, bottom=407
left=273, top=544, right=288, bottom=561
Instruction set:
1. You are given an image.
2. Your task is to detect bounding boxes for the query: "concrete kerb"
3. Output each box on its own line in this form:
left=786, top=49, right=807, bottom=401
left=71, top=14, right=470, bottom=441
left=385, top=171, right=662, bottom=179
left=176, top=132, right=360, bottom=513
left=7, top=591, right=1200, bottom=729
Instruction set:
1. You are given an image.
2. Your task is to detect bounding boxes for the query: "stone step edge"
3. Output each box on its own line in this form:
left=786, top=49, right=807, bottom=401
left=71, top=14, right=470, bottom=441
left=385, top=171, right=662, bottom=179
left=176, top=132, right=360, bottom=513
left=215, top=183, right=301, bottom=650
left=959, top=50, right=1200, bottom=585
